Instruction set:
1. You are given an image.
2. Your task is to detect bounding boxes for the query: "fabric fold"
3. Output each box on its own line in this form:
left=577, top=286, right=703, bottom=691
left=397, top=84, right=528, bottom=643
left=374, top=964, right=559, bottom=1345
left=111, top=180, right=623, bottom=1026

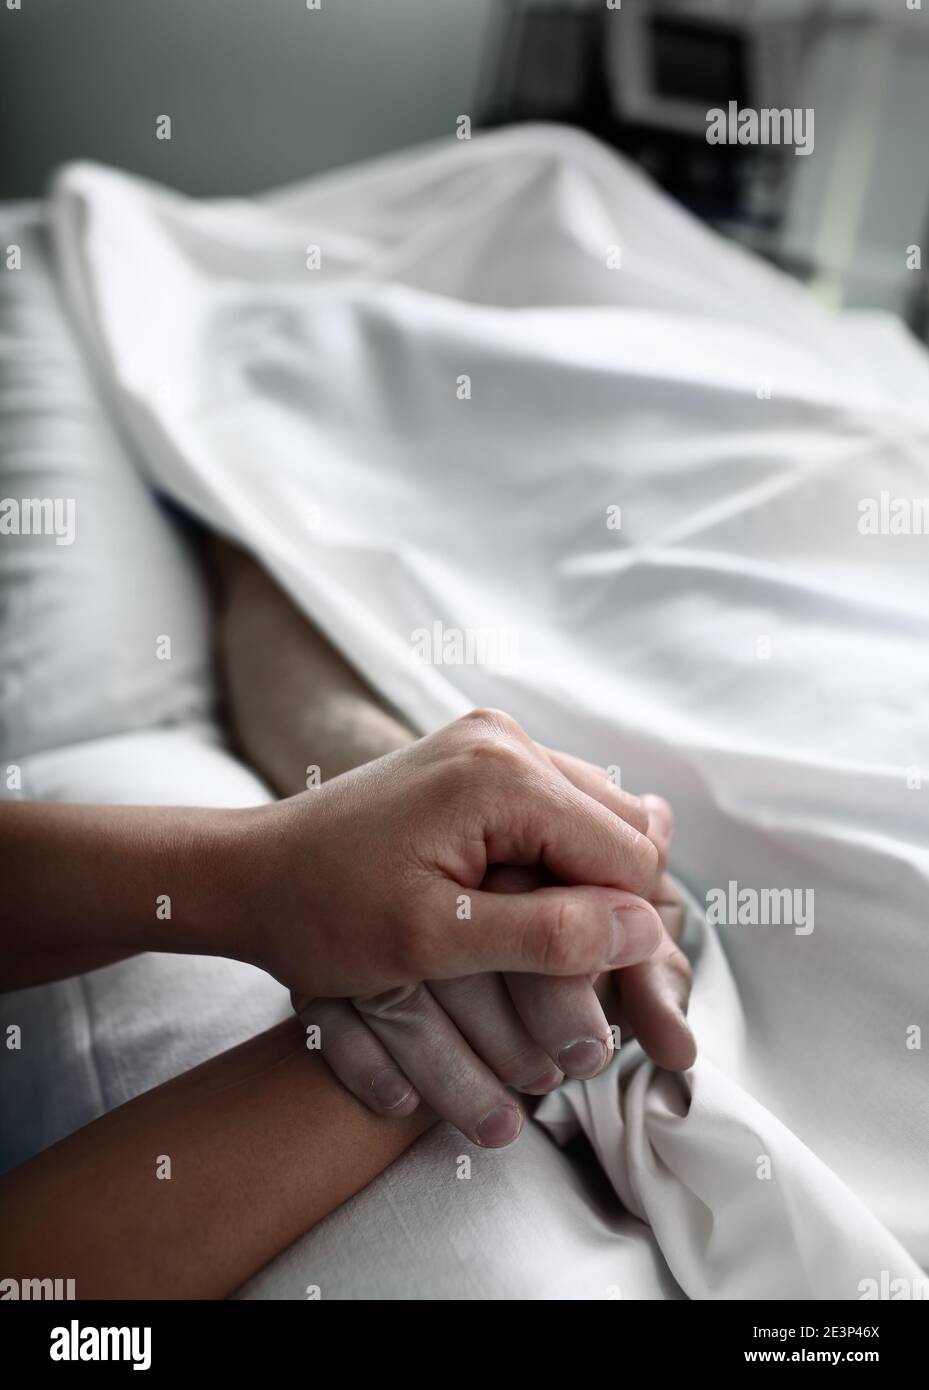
left=46, top=124, right=929, bottom=1297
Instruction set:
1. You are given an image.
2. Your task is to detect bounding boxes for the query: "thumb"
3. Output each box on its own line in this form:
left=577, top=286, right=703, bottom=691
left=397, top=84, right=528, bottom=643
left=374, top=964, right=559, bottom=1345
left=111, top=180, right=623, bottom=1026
left=424, top=884, right=664, bottom=979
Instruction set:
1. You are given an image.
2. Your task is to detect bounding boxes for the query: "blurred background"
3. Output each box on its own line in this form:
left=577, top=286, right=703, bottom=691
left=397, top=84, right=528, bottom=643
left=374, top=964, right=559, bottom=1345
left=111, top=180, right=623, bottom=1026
left=2, top=0, right=928, bottom=333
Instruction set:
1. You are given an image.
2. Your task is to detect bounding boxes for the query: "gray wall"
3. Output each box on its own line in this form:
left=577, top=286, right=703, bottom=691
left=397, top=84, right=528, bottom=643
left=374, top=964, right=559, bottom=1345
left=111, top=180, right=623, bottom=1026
left=3, top=0, right=926, bottom=321
left=0, top=0, right=495, bottom=199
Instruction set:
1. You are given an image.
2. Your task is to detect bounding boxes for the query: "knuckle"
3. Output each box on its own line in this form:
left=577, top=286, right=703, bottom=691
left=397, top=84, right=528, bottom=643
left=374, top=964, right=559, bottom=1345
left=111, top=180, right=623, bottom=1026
left=479, top=736, right=525, bottom=775
left=368, top=891, right=434, bottom=981
left=536, top=898, right=584, bottom=975
left=662, top=902, right=686, bottom=943
left=644, top=793, right=674, bottom=835
left=630, top=830, right=660, bottom=891
left=499, top=1046, right=558, bottom=1091
left=395, top=864, right=457, bottom=970
left=354, top=981, right=430, bottom=1023
left=621, top=794, right=650, bottom=835
left=460, top=706, right=523, bottom=739
left=394, top=908, right=435, bottom=978
left=664, top=948, right=693, bottom=990
left=339, top=1048, right=396, bottom=1099
left=517, top=1066, right=564, bottom=1094
left=452, top=726, right=527, bottom=788
left=664, top=950, right=692, bottom=1006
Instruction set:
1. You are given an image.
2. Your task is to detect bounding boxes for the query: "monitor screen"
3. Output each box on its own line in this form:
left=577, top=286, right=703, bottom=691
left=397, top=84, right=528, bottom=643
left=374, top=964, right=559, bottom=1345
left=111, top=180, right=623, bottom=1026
left=650, top=18, right=748, bottom=106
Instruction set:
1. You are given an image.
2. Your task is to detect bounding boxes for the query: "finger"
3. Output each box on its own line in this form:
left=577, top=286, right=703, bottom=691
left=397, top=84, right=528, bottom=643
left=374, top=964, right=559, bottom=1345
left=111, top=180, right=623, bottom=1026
left=542, top=749, right=649, bottom=835
left=610, top=888, right=696, bottom=1071
left=537, top=778, right=658, bottom=896
left=449, top=714, right=660, bottom=897
left=429, top=972, right=564, bottom=1094
left=427, top=864, right=561, bottom=1093
left=616, top=948, right=696, bottom=1071
left=505, top=972, right=614, bottom=1079
left=642, top=793, right=673, bottom=880
left=652, top=874, right=686, bottom=940
left=354, top=983, right=525, bottom=1147
left=418, top=881, right=664, bottom=980
left=481, top=863, right=555, bottom=893
left=535, top=764, right=671, bottom=894
left=477, top=863, right=613, bottom=1079
left=295, top=997, right=421, bottom=1116
left=526, top=771, right=660, bottom=897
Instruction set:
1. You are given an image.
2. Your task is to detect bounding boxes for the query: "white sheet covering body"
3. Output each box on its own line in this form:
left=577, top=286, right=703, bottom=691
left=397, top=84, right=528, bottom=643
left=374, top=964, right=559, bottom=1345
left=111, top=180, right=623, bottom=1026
left=0, top=200, right=678, bottom=1301
left=37, top=125, right=929, bottom=1296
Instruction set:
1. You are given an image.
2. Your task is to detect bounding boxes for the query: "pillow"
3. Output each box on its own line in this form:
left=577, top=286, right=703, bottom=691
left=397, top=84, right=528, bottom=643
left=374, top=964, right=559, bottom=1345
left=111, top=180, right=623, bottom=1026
left=0, top=203, right=214, bottom=768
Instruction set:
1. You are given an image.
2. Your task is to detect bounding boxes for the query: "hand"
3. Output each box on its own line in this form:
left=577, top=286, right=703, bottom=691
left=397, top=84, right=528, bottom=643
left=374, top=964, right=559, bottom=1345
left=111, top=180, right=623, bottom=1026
left=296, top=793, right=694, bottom=1147
left=236, top=707, right=663, bottom=1000
left=261, top=715, right=691, bottom=1147
left=594, top=794, right=696, bottom=1073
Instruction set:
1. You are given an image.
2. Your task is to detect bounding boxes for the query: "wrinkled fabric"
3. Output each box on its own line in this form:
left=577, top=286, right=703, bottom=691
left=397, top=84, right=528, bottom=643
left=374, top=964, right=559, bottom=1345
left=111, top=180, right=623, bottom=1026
left=0, top=209, right=674, bottom=1300
left=1, top=729, right=678, bottom=1301
left=47, top=124, right=929, bottom=1297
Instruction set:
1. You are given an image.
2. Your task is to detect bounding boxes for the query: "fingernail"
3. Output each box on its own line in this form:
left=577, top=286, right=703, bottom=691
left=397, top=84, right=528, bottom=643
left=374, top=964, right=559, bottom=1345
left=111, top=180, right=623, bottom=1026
left=476, top=1103, right=523, bottom=1147
left=609, top=904, right=661, bottom=966
left=370, top=1067, right=414, bottom=1110
left=557, top=1037, right=609, bottom=1079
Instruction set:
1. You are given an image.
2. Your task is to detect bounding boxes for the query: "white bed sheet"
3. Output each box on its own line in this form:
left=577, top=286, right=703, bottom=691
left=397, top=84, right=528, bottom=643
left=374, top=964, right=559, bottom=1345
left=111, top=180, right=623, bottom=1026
left=1, top=726, right=680, bottom=1301
left=0, top=205, right=679, bottom=1299
left=44, top=125, right=929, bottom=1297
left=3, top=120, right=928, bottom=1297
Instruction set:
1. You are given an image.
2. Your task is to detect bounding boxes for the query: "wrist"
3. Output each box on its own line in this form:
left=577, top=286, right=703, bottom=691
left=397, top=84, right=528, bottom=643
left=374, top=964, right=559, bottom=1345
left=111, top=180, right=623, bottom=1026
left=208, top=804, right=277, bottom=965
left=147, top=804, right=270, bottom=964
left=194, top=799, right=306, bottom=978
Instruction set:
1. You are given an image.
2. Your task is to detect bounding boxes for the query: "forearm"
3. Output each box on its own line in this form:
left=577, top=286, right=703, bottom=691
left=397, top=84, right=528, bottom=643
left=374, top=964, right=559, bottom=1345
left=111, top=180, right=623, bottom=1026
left=0, top=1017, right=434, bottom=1299
left=5, top=538, right=413, bottom=988
left=211, top=538, right=415, bottom=795
left=0, top=801, right=251, bottom=990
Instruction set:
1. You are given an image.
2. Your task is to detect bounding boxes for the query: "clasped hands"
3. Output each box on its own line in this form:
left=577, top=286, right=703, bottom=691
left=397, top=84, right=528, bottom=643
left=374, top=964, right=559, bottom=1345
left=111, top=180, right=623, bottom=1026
left=231, top=708, right=695, bottom=1146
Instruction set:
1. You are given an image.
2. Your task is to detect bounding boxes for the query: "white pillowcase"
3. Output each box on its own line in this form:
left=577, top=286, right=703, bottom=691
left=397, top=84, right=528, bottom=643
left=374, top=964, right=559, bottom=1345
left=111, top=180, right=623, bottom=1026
left=0, top=203, right=214, bottom=767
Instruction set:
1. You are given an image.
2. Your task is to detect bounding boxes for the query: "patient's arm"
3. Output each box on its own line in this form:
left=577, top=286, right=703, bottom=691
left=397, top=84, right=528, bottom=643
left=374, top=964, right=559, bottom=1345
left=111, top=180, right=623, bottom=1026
left=210, top=536, right=415, bottom=794
left=210, top=538, right=696, bottom=1106
left=0, top=1016, right=432, bottom=1299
